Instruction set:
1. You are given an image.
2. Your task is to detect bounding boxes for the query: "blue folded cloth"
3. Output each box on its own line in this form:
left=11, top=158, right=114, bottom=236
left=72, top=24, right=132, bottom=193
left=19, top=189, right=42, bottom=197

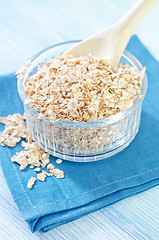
left=0, top=35, right=159, bottom=233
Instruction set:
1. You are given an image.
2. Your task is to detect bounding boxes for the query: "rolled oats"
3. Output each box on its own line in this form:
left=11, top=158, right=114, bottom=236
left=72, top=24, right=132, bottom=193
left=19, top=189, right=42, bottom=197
left=27, top=177, right=36, bottom=189
left=0, top=113, right=65, bottom=189
left=37, top=172, right=46, bottom=181
left=23, top=54, right=145, bottom=122
left=51, top=168, right=64, bottom=178
left=0, top=114, right=31, bottom=147
left=42, top=170, right=53, bottom=176
left=56, top=159, right=62, bottom=164
left=47, top=163, right=54, bottom=170
left=34, top=167, right=41, bottom=172
left=56, top=172, right=64, bottom=179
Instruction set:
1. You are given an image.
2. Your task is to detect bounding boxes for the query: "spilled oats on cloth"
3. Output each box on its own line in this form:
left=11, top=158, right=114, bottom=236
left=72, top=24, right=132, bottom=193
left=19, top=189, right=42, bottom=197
left=0, top=114, right=64, bottom=189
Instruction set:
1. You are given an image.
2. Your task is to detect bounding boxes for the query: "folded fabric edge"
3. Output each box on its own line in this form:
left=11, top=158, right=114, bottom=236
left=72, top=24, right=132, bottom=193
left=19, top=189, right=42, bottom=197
left=31, top=177, right=159, bottom=232
left=18, top=163, right=159, bottom=224
left=2, top=140, right=159, bottom=224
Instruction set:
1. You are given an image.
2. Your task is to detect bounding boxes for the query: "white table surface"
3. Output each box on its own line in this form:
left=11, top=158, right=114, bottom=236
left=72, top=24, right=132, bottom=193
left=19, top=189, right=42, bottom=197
left=0, top=0, right=159, bottom=239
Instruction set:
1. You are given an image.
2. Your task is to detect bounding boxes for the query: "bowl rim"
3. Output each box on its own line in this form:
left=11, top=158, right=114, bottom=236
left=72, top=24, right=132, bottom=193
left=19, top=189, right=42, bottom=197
left=18, top=40, right=148, bottom=128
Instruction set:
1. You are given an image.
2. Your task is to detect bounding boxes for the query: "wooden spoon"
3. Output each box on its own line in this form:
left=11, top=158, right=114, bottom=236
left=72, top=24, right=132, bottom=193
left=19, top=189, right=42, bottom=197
left=64, top=0, right=158, bottom=66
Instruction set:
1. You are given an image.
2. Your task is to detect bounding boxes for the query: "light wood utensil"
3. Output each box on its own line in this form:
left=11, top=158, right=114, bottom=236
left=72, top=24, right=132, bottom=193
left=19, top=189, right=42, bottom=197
left=64, top=0, right=158, bottom=66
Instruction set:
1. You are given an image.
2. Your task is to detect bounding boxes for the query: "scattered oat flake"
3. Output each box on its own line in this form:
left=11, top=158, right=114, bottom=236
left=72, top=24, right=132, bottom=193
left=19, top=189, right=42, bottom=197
left=56, top=172, right=64, bottom=179
left=27, top=177, right=36, bottom=189
left=47, top=163, right=54, bottom=170
left=1, top=112, right=65, bottom=189
left=51, top=168, right=60, bottom=176
left=0, top=114, right=31, bottom=147
left=51, top=168, right=64, bottom=178
left=34, top=167, right=41, bottom=172
left=56, top=170, right=64, bottom=179
left=42, top=170, right=53, bottom=176
left=47, top=173, right=53, bottom=176
left=11, top=140, right=50, bottom=170
left=37, top=172, right=46, bottom=181
left=56, top=159, right=62, bottom=164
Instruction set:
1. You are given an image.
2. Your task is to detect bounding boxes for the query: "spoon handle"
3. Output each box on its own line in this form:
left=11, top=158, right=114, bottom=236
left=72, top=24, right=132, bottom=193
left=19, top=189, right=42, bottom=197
left=117, top=0, right=158, bottom=34
left=102, top=0, right=159, bottom=66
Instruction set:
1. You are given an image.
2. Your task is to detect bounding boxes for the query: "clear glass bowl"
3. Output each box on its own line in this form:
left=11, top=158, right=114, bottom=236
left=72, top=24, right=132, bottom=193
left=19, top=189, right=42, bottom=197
left=18, top=40, right=147, bottom=162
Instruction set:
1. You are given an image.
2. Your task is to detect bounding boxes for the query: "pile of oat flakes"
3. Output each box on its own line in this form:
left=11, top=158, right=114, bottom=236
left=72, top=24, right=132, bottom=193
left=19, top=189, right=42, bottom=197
left=23, top=54, right=145, bottom=122
left=0, top=114, right=64, bottom=189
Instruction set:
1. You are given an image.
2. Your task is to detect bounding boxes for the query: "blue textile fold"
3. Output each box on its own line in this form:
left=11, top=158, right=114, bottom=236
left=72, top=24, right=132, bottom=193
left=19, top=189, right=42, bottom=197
left=0, top=35, right=159, bottom=233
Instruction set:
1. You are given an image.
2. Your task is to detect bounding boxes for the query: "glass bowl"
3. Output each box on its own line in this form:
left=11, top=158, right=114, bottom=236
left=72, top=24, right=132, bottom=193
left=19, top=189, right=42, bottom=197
left=18, top=40, right=147, bottom=162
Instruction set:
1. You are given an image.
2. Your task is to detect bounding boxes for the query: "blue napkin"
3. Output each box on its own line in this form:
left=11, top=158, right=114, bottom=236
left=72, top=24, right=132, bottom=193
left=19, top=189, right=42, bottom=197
left=0, top=35, right=159, bottom=233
